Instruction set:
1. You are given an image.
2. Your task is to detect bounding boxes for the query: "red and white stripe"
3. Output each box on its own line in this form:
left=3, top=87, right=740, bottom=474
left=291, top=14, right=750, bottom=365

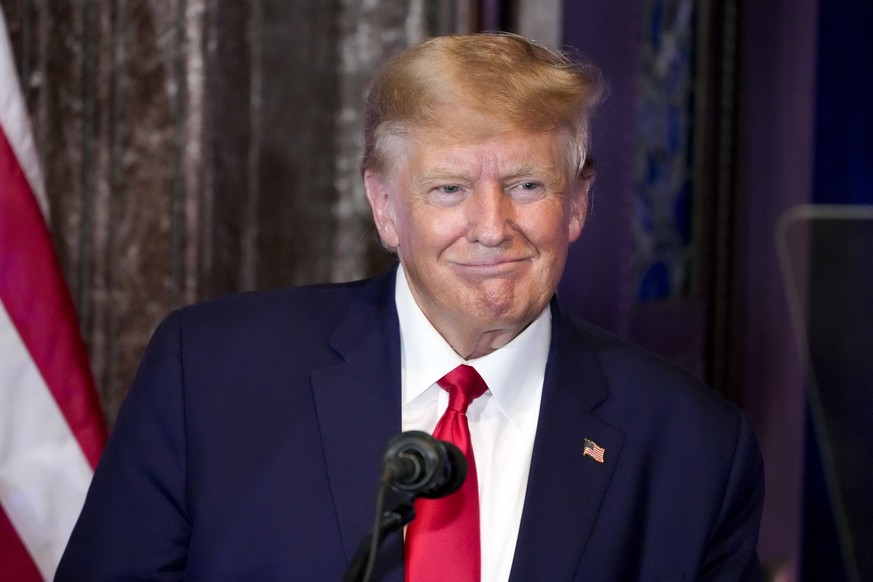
left=1, top=9, right=107, bottom=580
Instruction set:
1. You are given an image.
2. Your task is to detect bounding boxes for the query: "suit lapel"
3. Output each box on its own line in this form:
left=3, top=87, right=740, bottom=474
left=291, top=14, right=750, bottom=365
left=509, top=302, right=625, bottom=581
left=309, top=270, right=406, bottom=581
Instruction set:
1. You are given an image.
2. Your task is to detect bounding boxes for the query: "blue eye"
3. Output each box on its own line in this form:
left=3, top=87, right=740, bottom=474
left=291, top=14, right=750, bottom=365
left=427, top=184, right=466, bottom=207
left=512, top=181, right=544, bottom=195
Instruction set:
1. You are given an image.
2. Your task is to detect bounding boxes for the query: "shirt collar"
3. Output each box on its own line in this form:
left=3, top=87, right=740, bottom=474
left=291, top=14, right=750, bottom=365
left=395, top=264, right=551, bottom=429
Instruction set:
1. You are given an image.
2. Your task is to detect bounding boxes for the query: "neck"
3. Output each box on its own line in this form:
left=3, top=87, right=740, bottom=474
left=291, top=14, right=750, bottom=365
left=436, top=320, right=530, bottom=360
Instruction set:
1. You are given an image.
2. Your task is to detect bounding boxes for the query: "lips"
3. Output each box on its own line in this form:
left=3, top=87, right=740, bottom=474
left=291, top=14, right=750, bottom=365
left=449, top=257, right=533, bottom=277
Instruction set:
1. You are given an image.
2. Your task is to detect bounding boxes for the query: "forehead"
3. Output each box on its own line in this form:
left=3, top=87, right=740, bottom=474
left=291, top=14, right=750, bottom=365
left=384, top=111, right=571, bottom=180
left=418, top=132, right=562, bottom=171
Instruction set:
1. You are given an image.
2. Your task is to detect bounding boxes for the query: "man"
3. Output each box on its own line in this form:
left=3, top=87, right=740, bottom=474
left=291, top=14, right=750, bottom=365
left=57, top=33, right=763, bottom=581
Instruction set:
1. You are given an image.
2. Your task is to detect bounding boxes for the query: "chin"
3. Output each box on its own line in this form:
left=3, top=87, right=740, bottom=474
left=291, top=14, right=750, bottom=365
left=469, top=299, right=535, bottom=327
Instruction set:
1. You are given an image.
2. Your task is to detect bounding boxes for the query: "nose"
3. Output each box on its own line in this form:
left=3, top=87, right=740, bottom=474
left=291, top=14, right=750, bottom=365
left=466, top=184, right=514, bottom=247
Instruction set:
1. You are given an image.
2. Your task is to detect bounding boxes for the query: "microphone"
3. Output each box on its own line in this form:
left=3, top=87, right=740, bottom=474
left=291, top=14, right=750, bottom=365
left=343, top=432, right=467, bottom=582
left=381, top=430, right=466, bottom=499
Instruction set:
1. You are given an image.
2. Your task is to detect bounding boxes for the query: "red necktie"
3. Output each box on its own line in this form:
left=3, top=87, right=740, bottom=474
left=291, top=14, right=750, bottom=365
left=405, top=364, right=488, bottom=582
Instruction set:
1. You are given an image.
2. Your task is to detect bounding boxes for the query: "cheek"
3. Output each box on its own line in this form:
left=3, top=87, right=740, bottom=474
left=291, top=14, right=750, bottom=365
left=524, top=204, right=574, bottom=248
left=401, top=209, right=464, bottom=252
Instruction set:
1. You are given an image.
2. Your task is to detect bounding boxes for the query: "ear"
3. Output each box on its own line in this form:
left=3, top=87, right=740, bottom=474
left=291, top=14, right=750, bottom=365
left=567, top=179, right=590, bottom=243
left=364, top=170, right=400, bottom=248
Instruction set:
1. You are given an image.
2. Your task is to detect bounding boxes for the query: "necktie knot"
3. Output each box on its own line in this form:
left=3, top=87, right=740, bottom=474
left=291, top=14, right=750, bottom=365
left=437, top=364, right=488, bottom=414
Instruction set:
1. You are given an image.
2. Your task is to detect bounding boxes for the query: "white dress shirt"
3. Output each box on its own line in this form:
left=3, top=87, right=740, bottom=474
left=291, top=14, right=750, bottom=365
left=395, top=265, right=549, bottom=582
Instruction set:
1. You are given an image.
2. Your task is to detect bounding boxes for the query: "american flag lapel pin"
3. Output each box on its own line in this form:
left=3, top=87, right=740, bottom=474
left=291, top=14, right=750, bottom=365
left=583, top=438, right=605, bottom=463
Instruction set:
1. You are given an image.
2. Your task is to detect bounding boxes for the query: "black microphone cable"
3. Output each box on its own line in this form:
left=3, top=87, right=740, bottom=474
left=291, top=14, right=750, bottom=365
left=345, top=467, right=411, bottom=582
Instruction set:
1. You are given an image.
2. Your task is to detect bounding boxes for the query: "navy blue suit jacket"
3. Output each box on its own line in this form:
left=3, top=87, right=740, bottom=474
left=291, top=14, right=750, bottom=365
left=57, top=269, right=763, bottom=581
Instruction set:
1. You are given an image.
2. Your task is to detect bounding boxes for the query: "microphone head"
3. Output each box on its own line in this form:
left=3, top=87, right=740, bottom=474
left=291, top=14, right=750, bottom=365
left=382, top=430, right=467, bottom=499
left=418, top=439, right=466, bottom=499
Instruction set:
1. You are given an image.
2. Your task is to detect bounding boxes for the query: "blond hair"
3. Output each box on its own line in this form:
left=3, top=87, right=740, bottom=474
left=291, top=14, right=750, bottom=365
left=362, top=32, right=605, bottom=180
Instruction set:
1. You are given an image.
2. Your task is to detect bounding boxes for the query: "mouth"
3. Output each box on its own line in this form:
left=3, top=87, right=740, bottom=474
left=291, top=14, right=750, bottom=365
left=451, top=257, right=532, bottom=275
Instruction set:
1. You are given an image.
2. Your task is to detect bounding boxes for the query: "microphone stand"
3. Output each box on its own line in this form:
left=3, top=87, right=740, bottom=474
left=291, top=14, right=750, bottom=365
left=342, top=497, right=415, bottom=582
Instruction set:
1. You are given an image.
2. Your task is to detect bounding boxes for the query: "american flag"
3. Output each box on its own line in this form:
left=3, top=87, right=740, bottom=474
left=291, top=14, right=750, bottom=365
left=1, top=8, right=106, bottom=579
left=583, top=438, right=605, bottom=463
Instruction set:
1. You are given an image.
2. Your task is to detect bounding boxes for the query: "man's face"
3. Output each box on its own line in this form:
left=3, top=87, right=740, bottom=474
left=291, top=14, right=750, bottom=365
left=365, top=120, right=587, bottom=357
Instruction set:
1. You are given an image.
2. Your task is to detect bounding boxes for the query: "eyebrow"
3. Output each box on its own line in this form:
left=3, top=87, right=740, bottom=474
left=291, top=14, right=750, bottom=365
left=416, top=167, right=474, bottom=183
left=503, top=163, right=563, bottom=181
left=414, top=163, right=562, bottom=187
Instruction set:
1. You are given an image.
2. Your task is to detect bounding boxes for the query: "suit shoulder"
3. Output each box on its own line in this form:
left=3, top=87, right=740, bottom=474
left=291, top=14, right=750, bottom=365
left=557, top=307, right=743, bottom=428
left=139, top=276, right=389, bottom=363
